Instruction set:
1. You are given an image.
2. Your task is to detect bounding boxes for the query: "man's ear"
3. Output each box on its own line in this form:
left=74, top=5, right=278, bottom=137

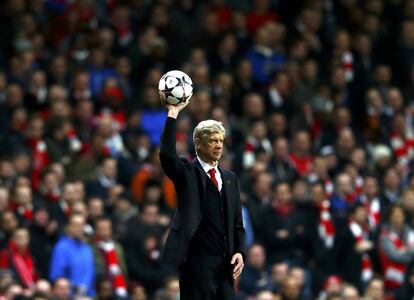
left=194, top=138, right=200, bottom=150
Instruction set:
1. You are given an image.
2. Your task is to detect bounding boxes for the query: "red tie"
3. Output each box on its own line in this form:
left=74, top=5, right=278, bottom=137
left=208, top=168, right=219, bottom=190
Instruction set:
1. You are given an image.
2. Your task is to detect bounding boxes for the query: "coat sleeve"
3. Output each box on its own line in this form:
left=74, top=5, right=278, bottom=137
left=159, top=117, right=186, bottom=184
left=233, top=176, right=246, bottom=260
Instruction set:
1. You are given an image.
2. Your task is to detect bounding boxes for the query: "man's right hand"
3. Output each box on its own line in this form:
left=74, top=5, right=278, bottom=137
left=166, top=100, right=190, bottom=119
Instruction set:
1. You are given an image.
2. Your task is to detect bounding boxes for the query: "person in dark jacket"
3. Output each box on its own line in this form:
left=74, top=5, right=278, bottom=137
left=337, top=203, right=375, bottom=292
left=261, top=181, right=306, bottom=265
left=238, top=243, right=272, bottom=297
left=159, top=101, right=245, bottom=300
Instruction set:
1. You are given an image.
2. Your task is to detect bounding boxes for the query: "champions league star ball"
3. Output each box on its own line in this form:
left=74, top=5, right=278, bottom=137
left=158, top=70, right=193, bottom=105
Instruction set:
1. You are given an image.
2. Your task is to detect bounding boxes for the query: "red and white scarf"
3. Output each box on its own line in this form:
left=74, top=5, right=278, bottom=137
left=360, top=196, right=381, bottom=231
left=9, top=241, right=35, bottom=288
left=354, top=176, right=364, bottom=196
left=349, top=220, right=373, bottom=282
left=379, top=228, right=414, bottom=289
left=343, top=51, right=354, bottom=82
left=97, top=240, right=128, bottom=297
left=324, top=178, right=334, bottom=199
left=14, top=204, right=33, bottom=221
left=27, top=139, right=49, bottom=190
left=390, top=131, right=414, bottom=165
left=318, top=200, right=335, bottom=248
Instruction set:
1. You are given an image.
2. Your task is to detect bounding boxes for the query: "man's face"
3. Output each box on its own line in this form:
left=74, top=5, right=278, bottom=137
left=367, top=279, right=384, bottom=300
left=69, top=215, right=85, bottom=239
left=53, top=278, right=71, bottom=300
left=15, top=186, right=32, bottom=205
left=13, top=229, right=29, bottom=251
left=102, top=159, right=117, bottom=179
left=248, top=245, right=265, bottom=269
left=95, top=220, right=112, bottom=241
left=196, top=132, right=224, bottom=164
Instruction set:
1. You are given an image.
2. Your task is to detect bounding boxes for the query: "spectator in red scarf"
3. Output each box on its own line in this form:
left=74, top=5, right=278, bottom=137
left=289, top=130, right=313, bottom=177
left=261, top=182, right=306, bottom=265
left=357, top=176, right=388, bottom=233
left=378, top=204, right=414, bottom=294
left=11, top=185, right=34, bottom=225
left=337, top=203, right=375, bottom=292
left=302, top=182, right=339, bottom=294
left=38, top=168, right=61, bottom=204
left=0, top=227, right=38, bottom=289
left=92, top=217, right=128, bottom=298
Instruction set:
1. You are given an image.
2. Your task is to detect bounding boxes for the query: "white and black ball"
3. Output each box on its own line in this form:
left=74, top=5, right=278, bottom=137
left=158, top=70, right=193, bottom=105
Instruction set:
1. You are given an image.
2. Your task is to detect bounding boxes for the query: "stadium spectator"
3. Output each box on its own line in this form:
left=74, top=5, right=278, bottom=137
left=363, top=276, right=385, bottom=300
left=378, top=204, right=414, bottom=293
left=239, top=243, right=271, bottom=296
left=0, top=227, right=38, bottom=289
left=51, top=277, right=71, bottom=300
left=338, top=203, right=375, bottom=291
left=29, top=206, right=57, bottom=278
left=262, top=182, right=305, bottom=265
left=92, top=217, right=128, bottom=298
left=49, top=214, right=95, bottom=297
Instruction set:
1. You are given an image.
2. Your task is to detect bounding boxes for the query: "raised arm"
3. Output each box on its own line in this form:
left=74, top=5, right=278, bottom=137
left=159, top=102, right=190, bottom=182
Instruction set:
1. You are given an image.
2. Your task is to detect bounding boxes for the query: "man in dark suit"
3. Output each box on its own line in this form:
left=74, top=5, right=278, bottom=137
left=159, top=101, right=245, bottom=299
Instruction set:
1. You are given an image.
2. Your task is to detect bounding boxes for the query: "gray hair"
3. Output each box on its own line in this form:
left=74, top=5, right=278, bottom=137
left=193, top=119, right=226, bottom=142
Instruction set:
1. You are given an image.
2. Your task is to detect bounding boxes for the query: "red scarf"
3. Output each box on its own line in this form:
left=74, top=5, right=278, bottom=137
left=390, top=131, right=414, bottom=164
left=354, top=176, right=364, bottom=196
left=40, top=185, right=61, bottom=203
left=26, top=139, right=49, bottom=190
left=349, top=220, right=373, bottom=282
left=345, top=191, right=359, bottom=203
left=12, top=203, right=33, bottom=221
left=342, top=51, right=354, bottom=82
left=360, top=196, right=380, bottom=230
left=97, top=240, right=128, bottom=297
left=379, top=228, right=414, bottom=289
left=9, top=241, right=35, bottom=288
left=324, top=178, right=334, bottom=198
left=318, top=200, right=335, bottom=248
left=273, top=202, right=293, bottom=217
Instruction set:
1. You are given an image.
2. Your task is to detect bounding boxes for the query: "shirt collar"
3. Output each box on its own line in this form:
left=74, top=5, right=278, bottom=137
left=197, top=156, right=219, bottom=174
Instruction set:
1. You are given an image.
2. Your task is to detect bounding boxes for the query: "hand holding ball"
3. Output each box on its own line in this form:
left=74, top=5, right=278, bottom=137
left=158, top=70, right=193, bottom=105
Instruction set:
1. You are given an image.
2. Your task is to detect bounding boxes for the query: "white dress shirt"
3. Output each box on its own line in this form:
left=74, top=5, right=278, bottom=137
left=197, top=156, right=223, bottom=192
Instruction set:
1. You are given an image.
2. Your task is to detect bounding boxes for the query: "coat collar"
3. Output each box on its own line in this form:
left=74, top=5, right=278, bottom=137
left=192, top=158, right=232, bottom=196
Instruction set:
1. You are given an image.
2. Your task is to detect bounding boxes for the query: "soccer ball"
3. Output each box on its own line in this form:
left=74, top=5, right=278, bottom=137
left=158, top=70, right=193, bottom=105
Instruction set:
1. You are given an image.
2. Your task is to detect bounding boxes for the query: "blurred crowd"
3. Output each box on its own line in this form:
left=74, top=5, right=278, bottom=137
left=1, top=0, right=414, bottom=299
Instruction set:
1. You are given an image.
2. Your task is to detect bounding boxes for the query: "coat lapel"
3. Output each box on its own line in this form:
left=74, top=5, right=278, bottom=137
left=192, top=158, right=207, bottom=198
left=192, top=157, right=207, bottom=211
left=220, top=167, right=234, bottom=235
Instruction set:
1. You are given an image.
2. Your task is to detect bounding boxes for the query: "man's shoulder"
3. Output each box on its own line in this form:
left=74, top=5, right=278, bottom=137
left=220, top=167, right=238, bottom=179
left=54, top=236, right=71, bottom=250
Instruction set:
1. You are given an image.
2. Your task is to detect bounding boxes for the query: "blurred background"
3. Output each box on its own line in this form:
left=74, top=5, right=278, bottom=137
left=0, top=0, right=414, bottom=299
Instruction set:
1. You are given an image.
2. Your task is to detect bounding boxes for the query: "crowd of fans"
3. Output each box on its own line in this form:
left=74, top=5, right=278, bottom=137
left=2, top=0, right=414, bottom=299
